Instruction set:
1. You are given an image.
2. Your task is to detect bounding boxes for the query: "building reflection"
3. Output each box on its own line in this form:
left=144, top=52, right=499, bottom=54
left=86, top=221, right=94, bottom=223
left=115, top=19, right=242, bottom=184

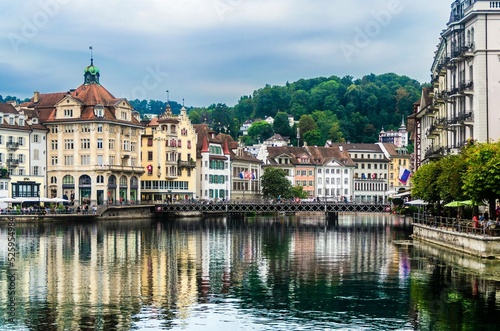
left=2, top=214, right=493, bottom=330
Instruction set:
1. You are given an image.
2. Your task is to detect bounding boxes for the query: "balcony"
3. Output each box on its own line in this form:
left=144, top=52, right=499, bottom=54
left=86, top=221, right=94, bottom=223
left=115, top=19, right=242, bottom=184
left=425, top=146, right=445, bottom=159
left=178, top=159, right=196, bottom=169
left=6, top=158, right=19, bottom=167
left=92, top=164, right=145, bottom=174
left=459, top=81, right=474, bottom=95
left=6, top=142, right=19, bottom=150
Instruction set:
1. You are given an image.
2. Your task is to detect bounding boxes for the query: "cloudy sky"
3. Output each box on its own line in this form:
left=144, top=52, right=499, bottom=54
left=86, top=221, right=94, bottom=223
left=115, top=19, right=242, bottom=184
left=0, top=0, right=452, bottom=106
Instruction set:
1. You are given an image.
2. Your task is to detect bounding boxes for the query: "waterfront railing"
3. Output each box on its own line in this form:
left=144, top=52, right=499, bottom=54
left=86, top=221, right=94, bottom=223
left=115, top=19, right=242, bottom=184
left=413, top=213, right=500, bottom=236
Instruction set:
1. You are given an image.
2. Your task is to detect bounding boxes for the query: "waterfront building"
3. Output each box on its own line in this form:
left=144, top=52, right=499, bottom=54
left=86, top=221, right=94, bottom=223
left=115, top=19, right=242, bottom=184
left=328, top=143, right=390, bottom=203
left=263, top=146, right=298, bottom=188
left=23, top=60, right=144, bottom=206
left=194, top=124, right=231, bottom=201
left=219, top=134, right=262, bottom=201
left=307, top=146, right=355, bottom=202
left=412, top=0, right=500, bottom=168
left=0, top=102, right=46, bottom=207
left=140, top=104, right=197, bottom=203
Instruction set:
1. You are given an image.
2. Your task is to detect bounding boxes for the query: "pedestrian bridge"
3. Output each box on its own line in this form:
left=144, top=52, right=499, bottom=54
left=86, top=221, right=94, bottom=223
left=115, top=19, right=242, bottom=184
left=154, top=201, right=390, bottom=214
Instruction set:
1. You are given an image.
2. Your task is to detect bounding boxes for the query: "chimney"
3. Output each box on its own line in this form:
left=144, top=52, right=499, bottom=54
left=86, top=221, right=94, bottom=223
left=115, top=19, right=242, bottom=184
left=33, top=91, right=40, bottom=103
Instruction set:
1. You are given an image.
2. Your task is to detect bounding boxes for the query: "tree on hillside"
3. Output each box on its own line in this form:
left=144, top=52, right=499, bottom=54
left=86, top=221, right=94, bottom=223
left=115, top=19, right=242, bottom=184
left=298, top=115, right=317, bottom=139
left=247, top=120, right=273, bottom=142
left=261, top=167, right=293, bottom=200
left=303, top=129, right=322, bottom=146
left=273, top=112, right=292, bottom=137
left=210, top=103, right=232, bottom=132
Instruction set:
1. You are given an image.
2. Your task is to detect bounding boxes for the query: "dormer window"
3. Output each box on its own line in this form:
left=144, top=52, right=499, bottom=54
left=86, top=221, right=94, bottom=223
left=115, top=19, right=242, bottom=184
left=19, top=118, right=24, bottom=126
left=64, top=109, right=73, bottom=117
left=94, top=104, right=104, bottom=118
left=9, top=116, right=14, bottom=125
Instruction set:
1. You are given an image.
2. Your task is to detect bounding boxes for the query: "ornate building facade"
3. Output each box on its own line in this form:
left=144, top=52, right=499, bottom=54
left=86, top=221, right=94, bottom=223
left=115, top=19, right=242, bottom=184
left=23, top=60, right=144, bottom=206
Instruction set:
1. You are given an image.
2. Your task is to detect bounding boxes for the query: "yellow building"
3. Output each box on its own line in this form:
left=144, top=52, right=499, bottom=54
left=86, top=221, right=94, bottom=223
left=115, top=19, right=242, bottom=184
left=140, top=104, right=197, bottom=203
left=24, top=60, right=144, bottom=206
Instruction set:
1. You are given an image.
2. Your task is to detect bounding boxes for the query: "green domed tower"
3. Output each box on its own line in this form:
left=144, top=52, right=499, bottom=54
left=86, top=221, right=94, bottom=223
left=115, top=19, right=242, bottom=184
left=84, top=57, right=100, bottom=85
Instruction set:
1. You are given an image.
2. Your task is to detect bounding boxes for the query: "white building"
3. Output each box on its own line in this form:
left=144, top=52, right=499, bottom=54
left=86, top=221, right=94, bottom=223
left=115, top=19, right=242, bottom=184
left=412, top=0, right=500, bottom=168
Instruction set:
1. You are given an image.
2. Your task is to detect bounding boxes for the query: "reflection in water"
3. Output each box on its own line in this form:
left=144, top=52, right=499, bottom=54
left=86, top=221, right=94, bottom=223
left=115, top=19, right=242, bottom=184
left=0, top=214, right=498, bottom=330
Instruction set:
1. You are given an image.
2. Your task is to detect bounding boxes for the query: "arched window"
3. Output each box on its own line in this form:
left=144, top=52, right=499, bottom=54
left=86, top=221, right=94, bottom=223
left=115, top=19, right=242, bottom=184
left=63, top=175, right=74, bottom=185
left=79, top=175, right=91, bottom=186
left=119, top=176, right=127, bottom=187
left=97, top=175, right=104, bottom=183
left=50, top=176, right=57, bottom=184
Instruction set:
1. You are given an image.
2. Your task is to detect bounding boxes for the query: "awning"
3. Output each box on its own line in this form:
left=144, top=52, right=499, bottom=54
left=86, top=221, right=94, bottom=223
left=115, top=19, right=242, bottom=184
left=392, top=191, right=411, bottom=198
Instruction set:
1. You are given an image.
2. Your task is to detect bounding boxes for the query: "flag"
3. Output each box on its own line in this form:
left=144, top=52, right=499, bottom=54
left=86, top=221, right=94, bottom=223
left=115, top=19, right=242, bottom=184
left=239, top=171, right=245, bottom=179
left=398, top=166, right=411, bottom=184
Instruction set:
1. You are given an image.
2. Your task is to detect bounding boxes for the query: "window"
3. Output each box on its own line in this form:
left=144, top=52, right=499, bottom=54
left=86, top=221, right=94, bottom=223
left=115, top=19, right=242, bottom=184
left=64, top=155, right=74, bottom=165
left=123, top=140, right=130, bottom=151
left=109, top=139, right=115, bottom=150
left=51, top=126, right=58, bottom=133
left=296, top=170, right=300, bottom=176
left=97, top=138, right=103, bottom=149
left=147, top=138, right=153, bottom=146
left=81, top=155, right=90, bottom=165
left=64, top=109, right=73, bottom=117
left=9, top=117, right=14, bottom=125
left=51, top=156, right=58, bottom=165
left=32, top=166, right=39, bottom=176
left=148, top=151, right=153, bottom=161
left=64, top=139, right=74, bottom=150
left=109, top=156, right=115, bottom=165
left=33, top=134, right=39, bottom=143
left=18, top=168, right=24, bottom=176
left=121, top=111, right=127, bottom=120
left=131, top=142, right=136, bottom=152
left=81, top=139, right=90, bottom=149
left=97, top=175, right=104, bottom=183
left=18, top=154, right=24, bottom=163
left=51, top=140, right=58, bottom=150
left=97, top=124, right=103, bottom=132
left=187, top=140, right=191, bottom=149
left=82, top=124, right=90, bottom=133
left=17, top=137, right=23, bottom=146
left=64, top=125, right=74, bottom=133
left=63, top=175, right=74, bottom=185
left=308, top=171, right=312, bottom=176
left=51, top=176, right=57, bottom=184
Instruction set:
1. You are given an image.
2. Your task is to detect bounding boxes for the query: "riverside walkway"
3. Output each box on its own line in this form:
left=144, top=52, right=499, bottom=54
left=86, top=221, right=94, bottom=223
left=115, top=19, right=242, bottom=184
left=154, top=201, right=390, bottom=214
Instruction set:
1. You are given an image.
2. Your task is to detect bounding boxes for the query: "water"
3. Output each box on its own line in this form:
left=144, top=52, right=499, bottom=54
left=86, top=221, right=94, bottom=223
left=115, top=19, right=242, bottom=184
left=1, top=213, right=500, bottom=330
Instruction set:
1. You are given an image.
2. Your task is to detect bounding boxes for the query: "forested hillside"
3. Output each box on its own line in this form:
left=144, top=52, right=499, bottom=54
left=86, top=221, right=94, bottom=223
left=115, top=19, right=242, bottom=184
left=2, top=72, right=422, bottom=146
left=188, top=73, right=423, bottom=146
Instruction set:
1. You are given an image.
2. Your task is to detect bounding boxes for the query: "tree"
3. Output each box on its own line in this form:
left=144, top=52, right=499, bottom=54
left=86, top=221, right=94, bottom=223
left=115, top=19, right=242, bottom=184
left=247, top=120, right=273, bottom=142
left=303, top=129, right=322, bottom=146
left=437, top=155, right=467, bottom=203
left=273, top=112, right=292, bottom=137
left=462, top=140, right=500, bottom=215
left=291, top=185, right=308, bottom=199
left=411, top=161, right=442, bottom=204
left=261, top=167, right=293, bottom=199
left=298, top=115, right=317, bottom=138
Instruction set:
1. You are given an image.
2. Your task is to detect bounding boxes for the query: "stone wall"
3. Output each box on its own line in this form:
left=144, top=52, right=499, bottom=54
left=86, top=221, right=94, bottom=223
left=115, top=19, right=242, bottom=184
left=413, top=224, right=500, bottom=259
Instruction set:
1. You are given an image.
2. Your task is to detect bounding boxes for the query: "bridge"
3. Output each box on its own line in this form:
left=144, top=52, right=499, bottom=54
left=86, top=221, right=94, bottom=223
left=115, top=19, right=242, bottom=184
left=154, top=201, right=390, bottom=215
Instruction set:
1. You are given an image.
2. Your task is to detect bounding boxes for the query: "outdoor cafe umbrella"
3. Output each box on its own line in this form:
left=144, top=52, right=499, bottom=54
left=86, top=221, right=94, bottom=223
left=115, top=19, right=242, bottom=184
left=444, top=201, right=465, bottom=207
left=459, top=200, right=486, bottom=206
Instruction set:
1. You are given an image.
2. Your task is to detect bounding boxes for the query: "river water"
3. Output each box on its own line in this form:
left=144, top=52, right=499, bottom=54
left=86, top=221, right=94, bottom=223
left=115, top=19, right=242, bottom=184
left=1, top=213, right=500, bottom=330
